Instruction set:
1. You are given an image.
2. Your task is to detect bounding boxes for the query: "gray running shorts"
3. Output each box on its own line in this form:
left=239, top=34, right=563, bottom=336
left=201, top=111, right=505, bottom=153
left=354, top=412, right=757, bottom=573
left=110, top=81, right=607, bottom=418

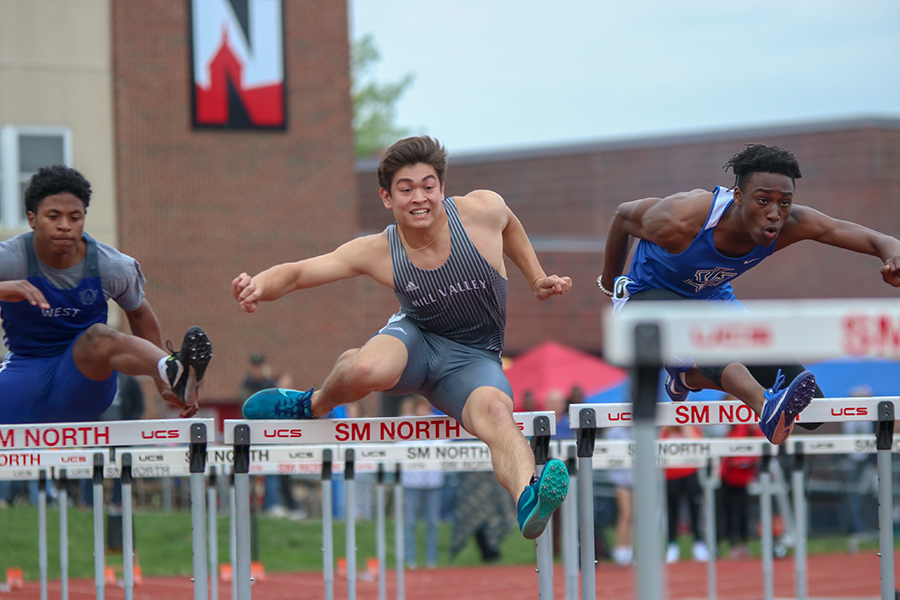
left=376, top=314, right=512, bottom=423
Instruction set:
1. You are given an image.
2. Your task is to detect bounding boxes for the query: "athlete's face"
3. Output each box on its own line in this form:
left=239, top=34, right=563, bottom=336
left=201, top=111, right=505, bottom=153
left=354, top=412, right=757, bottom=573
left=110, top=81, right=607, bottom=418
left=733, top=172, right=794, bottom=247
left=28, top=192, right=86, bottom=256
left=379, top=163, right=445, bottom=228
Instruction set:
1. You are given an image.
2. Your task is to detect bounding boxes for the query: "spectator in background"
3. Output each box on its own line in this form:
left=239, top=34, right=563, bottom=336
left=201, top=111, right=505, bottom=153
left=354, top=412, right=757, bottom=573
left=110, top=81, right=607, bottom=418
left=79, top=372, right=145, bottom=507
left=238, top=353, right=276, bottom=401
left=662, top=425, right=709, bottom=563
left=450, top=471, right=516, bottom=563
left=521, top=390, right=537, bottom=412
left=719, top=409, right=762, bottom=559
left=401, top=395, right=444, bottom=568
left=546, top=389, right=572, bottom=440
left=606, top=426, right=634, bottom=566
left=238, top=355, right=301, bottom=518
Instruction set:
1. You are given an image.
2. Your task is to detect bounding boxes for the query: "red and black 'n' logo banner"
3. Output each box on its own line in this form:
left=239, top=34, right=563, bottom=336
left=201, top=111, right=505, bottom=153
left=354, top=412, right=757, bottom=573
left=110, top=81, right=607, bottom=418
left=190, top=0, right=286, bottom=129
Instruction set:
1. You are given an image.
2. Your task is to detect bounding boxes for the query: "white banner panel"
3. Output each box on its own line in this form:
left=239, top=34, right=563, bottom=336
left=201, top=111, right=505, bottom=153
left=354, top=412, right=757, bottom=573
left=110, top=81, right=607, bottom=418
left=604, top=299, right=900, bottom=365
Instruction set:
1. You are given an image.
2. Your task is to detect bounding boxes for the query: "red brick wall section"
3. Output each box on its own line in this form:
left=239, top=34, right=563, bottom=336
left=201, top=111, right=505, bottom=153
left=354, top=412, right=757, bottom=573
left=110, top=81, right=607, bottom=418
left=357, top=122, right=900, bottom=357
left=112, top=1, right=359, bottom=404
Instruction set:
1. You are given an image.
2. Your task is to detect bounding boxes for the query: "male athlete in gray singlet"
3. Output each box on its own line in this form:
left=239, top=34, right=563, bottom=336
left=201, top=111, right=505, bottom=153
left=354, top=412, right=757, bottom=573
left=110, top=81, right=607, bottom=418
left=232, top=136, right=572, bottom=540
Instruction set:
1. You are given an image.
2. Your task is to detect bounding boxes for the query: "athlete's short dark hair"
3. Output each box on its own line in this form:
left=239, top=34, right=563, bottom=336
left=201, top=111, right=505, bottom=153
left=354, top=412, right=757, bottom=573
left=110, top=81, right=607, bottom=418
left=377, top=136, right=448, bottom=193
left=24, top=165, right=92, bottom=214
left=724, top=144, right=802, bottom=191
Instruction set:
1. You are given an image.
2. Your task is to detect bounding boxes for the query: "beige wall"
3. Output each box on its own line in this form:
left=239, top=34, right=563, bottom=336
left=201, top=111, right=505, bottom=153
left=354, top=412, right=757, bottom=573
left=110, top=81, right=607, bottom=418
left=0, top=0, right=116, bottom=246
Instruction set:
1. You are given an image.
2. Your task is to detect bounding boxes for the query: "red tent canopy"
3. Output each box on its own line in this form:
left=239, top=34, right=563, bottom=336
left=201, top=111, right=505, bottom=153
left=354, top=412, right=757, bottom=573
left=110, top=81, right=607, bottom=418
left=504, top=340, right=627, bottom=410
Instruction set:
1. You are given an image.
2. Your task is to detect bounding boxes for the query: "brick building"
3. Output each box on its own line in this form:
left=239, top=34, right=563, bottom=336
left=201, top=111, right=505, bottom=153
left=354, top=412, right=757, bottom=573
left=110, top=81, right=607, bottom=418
left=2, top=1, right=359, bottom=417
left=357, top=119, right=900, bottom=357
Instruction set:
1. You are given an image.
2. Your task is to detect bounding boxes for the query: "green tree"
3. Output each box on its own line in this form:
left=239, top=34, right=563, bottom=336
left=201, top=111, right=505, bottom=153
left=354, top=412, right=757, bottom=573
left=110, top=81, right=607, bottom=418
left=352, top=34, right=415, bottom=158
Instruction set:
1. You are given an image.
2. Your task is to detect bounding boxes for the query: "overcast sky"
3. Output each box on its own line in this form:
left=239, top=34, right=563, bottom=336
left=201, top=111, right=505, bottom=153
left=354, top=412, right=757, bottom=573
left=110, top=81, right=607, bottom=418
left=349, top=0, right=900, bottom=155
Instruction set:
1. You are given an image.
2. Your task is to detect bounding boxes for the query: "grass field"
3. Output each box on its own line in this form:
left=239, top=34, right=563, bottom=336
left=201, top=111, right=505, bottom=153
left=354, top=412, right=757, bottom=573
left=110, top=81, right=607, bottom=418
left=0, top=505, right=882, bottom=582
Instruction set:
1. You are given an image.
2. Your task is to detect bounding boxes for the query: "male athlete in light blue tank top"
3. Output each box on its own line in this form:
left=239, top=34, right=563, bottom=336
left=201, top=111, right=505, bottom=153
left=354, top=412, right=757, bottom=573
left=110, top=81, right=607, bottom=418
left=234, top=136, right=572, bottom=540
left=0, top=165, right=212, bottom=424
left=599, top=144, right=900, bottom=444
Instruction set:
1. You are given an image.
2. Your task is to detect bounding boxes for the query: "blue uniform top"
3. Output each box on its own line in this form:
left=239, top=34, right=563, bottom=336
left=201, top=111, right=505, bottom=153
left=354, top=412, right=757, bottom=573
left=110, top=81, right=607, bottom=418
left=623, top=186, right=777, bottom=301
left=1, top=232, right=108, bottom=357
left=386, top=197, right=508, bottom=352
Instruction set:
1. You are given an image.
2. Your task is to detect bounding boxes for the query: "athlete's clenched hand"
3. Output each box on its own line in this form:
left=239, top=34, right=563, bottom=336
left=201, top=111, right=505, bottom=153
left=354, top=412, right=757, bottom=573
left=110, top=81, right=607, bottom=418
left=232, top=272, right=262, bottom=313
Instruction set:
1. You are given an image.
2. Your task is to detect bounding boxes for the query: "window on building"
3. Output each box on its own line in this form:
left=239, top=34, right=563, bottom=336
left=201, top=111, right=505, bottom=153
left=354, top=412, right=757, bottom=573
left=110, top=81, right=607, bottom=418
left=0, top=125, right=71, bottom=229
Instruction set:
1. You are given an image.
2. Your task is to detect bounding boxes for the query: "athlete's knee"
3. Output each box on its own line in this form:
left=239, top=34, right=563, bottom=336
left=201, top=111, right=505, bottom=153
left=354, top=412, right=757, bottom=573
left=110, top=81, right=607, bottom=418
left=77, top=323, right=120, bottom=353
left=464, top=389, right=515, bottom=434
left=344, top=351, right=399, bottom=391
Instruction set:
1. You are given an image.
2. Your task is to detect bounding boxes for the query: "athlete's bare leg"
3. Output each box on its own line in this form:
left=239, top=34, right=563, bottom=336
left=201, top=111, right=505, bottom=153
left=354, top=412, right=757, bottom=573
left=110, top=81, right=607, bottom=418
left=308, top=334, right=408, bottom=418
left=683, top=363, right=766, bottom=414
left=72, top=323, right=167, bottom=381
left=461, top=387, right=535, bottom=501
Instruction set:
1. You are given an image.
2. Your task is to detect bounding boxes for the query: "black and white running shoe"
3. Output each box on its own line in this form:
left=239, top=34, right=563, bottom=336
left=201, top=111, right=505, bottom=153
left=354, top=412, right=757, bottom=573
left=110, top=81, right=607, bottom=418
left=164, top=326, right=212, bottom=404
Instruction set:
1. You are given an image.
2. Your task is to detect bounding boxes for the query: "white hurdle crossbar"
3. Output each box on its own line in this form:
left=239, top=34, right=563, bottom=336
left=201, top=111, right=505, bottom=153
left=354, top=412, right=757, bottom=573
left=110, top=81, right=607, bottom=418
left=224, top=412, right=556, bottom=600
left=601, top=298, right=900, bottom=600
left=0, top=418, right=213, bottom=600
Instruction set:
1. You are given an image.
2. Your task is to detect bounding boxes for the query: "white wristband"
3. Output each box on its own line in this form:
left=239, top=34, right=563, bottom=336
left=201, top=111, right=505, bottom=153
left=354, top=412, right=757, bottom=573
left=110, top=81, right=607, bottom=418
left=596, top=275, right=614, bottom=297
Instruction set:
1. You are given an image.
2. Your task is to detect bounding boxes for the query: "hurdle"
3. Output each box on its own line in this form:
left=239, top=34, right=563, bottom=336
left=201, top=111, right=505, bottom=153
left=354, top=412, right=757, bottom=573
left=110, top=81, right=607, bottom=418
left=223, top=411, right=558, bottom=600
left=0, top=418, right=214, bottom=600
left=596, top=298, right=900, bottom=600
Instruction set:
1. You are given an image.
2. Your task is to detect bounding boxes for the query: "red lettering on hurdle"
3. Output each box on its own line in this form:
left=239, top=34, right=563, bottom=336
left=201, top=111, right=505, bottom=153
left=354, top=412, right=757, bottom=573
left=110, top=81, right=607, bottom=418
left=416, top=421, right=430, bottom=439
left=843, top=314, right=900, bottom=356
left=609, top=412, right=632, bottom=422
left=263, top=429, right=302, bottom=439
left=832, top=407, right=868, bottom=417
left=0, top=453, right=40, bottom=467
left=674, top=405, right=709, bottom=425
left=690, top=324, right=773, bottom=349
left=141, top=429, right=180, bottom=440
left=349, top=422, right=370, bottom=442
left=397, top=421, right=413, bottom=440
left=446, top=420, right=461, bottom=438
left=0, top=429, right=12, bottom=448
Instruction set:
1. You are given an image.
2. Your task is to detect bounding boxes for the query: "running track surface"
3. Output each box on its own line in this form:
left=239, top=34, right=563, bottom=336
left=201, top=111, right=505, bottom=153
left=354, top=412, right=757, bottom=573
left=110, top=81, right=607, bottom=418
left=3, top=551, right=891, bottom=599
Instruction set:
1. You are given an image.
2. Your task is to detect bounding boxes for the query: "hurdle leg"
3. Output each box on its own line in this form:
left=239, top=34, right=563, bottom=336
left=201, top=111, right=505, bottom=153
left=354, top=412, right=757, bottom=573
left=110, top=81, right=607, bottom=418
left=562, top=447, right=578, bottom=600
left=530, top=416, right=553, bottom=600
left=791, top=443, right=807, bottom=600
left=376, top=464, right=387, bottom=600
left=188, top=424, right=209, bottom=600
left=38, top=470, right=48, bottom=600
left=345, top=449, right=357, bottom=600
left=92, top=453, right=106, bottom=600
left=233, top=425, right=252, bottom=600
left=322, top=450, right=335, bottom=600
left=701, top=459, right=717, bottom=600
left=393, top=465, right=405, bottom=600
left=229, top=472, right=238, bottom=600
left=760, top=447, right=774, bottom=600
left=575, top=410, right=597, bottom=600
left=876, top=401, right=895, bottom=600
left=121, top=455, right=135, bottom=600
left=208, top=467, right=219, bottom=600
left=631, top=324, right=664, bottom=600
left=58, top=469, right=69, bottom=600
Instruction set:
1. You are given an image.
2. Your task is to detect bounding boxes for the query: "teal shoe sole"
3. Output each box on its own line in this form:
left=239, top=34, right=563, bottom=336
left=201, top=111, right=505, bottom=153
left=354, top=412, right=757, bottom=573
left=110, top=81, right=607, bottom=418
left=520, top=459, right=569, bottom=540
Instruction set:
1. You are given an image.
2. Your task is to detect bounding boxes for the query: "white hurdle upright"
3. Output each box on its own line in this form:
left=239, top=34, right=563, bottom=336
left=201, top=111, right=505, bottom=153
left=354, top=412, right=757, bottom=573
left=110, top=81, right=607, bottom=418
left=224, top=411, right=557, bottom=600
left=0, top=418, right=214, bottom=600
left=601, top=298, right=900, bottom=600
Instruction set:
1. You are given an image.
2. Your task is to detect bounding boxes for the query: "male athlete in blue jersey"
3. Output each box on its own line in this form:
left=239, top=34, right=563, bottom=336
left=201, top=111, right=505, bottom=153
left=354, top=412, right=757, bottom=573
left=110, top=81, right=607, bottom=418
left=232, top=136, right=572, bottom=540
left=598, top=144, right=900, bottom=444
left=0, top=165, right=212, bottom=424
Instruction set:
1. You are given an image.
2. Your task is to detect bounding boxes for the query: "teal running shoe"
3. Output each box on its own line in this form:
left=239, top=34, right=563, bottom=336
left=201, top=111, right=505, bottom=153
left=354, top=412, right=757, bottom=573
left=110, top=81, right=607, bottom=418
left=242, top=388, right=315, bottom=419
left=517, top=458, right=569, bottom=540
left=759, top=370, right=815, bottom=445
